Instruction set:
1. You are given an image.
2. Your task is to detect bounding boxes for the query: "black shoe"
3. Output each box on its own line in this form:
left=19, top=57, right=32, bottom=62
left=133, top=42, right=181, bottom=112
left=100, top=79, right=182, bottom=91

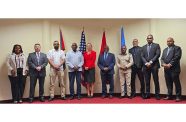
left=40, top=97, right=45, bottom=102
left=77, top=96, right=81, bottom=100
left=163, top=96, right=172, bottom=100
left=102, top=95, right=106, bottom=99
left=130, top=93, right=136, bottom=98
left=141, top=94, right=146, bottom=99
left=48, top=97, right=54, bottom=101
left=61, top=97, right=66, bottom=100
left=29, top=98, right=33, bottom=103
left=176, top=97, right=181, bottom=102
left=69, top=96, right=74, bottom=100
left=145, top=95, right=150, bottom=99
left=155, top=95, right=161, bottom=100
left=119, top=96, right=125, bottom=99
left=109, top=95, right=113, bottom=99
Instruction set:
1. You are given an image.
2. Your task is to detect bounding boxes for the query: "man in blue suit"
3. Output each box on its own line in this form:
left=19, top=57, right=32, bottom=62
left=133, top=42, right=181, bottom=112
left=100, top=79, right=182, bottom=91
left=98, top=45, right=115, bottom=99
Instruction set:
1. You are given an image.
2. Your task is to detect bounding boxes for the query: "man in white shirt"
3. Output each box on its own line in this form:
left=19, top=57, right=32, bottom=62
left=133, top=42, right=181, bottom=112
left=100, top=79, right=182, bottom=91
left=47, top=41, right=66, bottom=101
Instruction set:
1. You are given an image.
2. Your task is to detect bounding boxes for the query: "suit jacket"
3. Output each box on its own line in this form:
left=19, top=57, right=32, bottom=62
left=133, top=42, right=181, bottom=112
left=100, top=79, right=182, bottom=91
left=7, top=53, right=28, bottom=76
left=129, top=46, right=143, bottom=69
left=97, top=52, right=115, bottom=75
left=28, top=52, right=48, bottom=77
left=161, top=45, right=182, bottom=73
left=141, top=43, right=161, bottom=68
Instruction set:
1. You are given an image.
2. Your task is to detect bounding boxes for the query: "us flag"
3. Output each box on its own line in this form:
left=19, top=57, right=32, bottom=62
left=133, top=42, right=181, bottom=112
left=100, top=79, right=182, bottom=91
left=79, top=30, right=86, bottom=53
left=79, top=29, right=87, bottom=88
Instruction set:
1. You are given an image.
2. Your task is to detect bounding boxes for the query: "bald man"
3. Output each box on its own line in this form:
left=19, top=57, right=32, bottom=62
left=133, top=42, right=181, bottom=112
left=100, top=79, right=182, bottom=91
left=141, top=34, right=161, bottom=100
left=161, top=37, right=182, bottom=102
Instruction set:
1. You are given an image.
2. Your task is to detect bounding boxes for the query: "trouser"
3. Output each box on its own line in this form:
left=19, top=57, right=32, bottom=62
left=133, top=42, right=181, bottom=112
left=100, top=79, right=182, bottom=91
left=8, top=68, right=26, bottom=101
left=29, top=75, right=45, bottom=99
left=101, top=73, right=114, bottom=96
left=131, top=67, right=145, bottom=95
left=68, top=71, right=81, bottom=97
left=49, top=69, right=65, bottom=98
left=143, top=66, right=160, bottom=96
left=119, top=71, right=131, bottom=96
left=164, top=69, right=181, bottom=98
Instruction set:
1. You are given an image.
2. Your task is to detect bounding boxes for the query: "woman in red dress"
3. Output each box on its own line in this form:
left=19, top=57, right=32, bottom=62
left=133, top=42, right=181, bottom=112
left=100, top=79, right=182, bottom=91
left=83, top=43, right=96, bottom=98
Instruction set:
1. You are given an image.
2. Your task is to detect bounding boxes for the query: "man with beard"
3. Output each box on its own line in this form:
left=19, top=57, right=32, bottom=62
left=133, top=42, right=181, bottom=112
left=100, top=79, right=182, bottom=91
left=47, top=41, right=66, bottom=101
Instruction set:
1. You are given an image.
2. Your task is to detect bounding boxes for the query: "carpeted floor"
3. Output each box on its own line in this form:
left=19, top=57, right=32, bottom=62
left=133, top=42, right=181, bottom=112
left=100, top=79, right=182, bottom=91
left=24, top=96, right=186, bottom=104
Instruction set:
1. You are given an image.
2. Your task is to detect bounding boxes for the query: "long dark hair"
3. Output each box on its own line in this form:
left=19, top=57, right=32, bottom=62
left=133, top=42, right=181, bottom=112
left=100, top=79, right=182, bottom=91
left=12, top=44, right=23, bottom=54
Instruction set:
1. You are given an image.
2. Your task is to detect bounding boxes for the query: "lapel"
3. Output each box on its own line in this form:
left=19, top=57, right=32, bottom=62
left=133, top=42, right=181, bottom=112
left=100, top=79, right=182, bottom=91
left=166, top=47, right=174, bottom=58
left=11, top=54, right=17, bottom=69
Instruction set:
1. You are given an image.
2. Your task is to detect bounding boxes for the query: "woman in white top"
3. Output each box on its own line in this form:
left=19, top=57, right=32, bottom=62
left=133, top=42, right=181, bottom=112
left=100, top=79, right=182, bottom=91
left=7, top=44, right=28, bottom=103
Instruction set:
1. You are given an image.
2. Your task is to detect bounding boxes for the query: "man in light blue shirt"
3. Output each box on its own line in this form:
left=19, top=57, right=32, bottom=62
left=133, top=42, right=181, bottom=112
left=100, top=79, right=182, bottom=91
left=66, top=43, right=84, bottom=100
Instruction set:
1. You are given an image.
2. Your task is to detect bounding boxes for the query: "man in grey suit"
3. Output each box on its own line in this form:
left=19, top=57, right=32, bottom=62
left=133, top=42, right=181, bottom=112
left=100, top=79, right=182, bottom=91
left=129, top=39, right=145, bottom=99
left=141, top=34, right=161, bottom=100
left=28, top=43, right=48, bottom=103
left=161, top=37, right=182, bottom=102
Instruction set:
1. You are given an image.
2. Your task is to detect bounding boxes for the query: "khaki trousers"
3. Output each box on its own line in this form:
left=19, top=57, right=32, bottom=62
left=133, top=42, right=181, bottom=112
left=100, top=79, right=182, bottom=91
left=49, top=68, right=65, bottom=97
left=119, top=70, right=131, bottom=96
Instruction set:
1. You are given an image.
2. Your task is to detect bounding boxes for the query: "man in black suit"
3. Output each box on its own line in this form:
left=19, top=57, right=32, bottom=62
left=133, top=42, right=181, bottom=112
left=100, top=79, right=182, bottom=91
left=28, top=43, right=48, bottom=103
left=141, top=34, right=161, bottom=100
left=97, top=45, right=115, bottom=99
left=129, top=39, right=145, bottom=99
left=161, top=37, right=182, bottom=102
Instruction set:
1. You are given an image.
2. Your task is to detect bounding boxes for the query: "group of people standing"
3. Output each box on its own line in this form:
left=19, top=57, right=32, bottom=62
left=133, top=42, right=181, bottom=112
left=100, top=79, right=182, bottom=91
left=6, top=34, right=182, bottom=103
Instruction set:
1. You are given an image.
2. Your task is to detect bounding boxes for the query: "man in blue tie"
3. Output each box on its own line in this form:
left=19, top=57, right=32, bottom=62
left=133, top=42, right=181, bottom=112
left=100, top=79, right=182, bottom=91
left=97, top=45, right=116, bottom=99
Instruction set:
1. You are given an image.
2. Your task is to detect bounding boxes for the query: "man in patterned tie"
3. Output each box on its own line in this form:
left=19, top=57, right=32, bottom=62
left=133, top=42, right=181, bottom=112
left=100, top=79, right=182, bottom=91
left=28, top=43, right=48, bottom=103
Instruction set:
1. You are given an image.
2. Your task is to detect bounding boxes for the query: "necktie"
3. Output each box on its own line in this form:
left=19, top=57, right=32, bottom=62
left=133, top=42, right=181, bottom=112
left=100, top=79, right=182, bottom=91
left=166, top=47, right=170, bottom=56
left=36, top=52, right=40, bottom=65
left=147, top=44, right=151, bottom=57
left=104, top=52, right=107, bottom=60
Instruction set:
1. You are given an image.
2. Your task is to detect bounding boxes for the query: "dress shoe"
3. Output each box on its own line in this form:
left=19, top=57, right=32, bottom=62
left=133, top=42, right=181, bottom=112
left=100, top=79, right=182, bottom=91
left=61, top=97, right=66, bottom=100
left=102, top=95, right=106, bottom=99
left=129, top=94, right=136, bottom=99
left=176, top=97, right=181, bottom=102
left=13, top=101, right=18, bottom=104
left=145, top=95, right=150, bottom=99
left=48, top=97, right=54, bottom=101
left=19, top=99, right=23, bottom=103
left=163, top=96, right=172, bottom=100
left=69, top=96, right=74, bottom=100
left=155, top=95, right=161, bottom=100
left=40, top=97, right=45, bottom=102
left=141, top=94, right=146, bottom=99
left=109, top=95, right=113, bottom=99
left=119, top=96, right=125, bottom=99
left=29, top=98, right=33, bottom=103
left=77, top=96, right=81, bottom=100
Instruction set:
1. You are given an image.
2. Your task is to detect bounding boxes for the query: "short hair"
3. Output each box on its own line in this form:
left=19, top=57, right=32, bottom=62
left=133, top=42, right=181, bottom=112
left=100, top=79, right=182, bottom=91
left=12, top=44, right=23, bottom=53
left=34, top=43, right=40, bottom=46
left=53, top=40, right=59, bottom=43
